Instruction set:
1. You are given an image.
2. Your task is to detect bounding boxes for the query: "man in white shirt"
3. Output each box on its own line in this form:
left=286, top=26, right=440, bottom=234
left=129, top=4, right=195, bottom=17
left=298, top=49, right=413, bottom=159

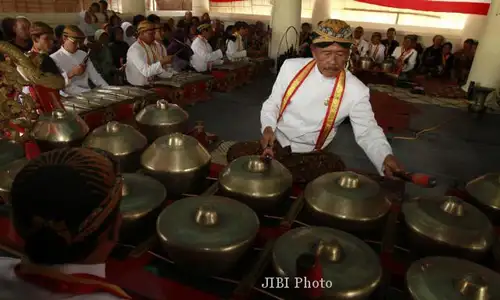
left=50, top=25, right=109, bottom=96
left=353, top=26, right=369, bottom=58
left=260, top=19, right=403, bottom=177
left=368, top=32, right=385, bottom=64
left=125, top=20, right=174, bottom=87
left=190, top=23, right=223, bottom=72
left=392, top=35, right=418, bottom=76
left=0, top=148, right=129, bottom=299
left=226, top=21, right=248, bottom=62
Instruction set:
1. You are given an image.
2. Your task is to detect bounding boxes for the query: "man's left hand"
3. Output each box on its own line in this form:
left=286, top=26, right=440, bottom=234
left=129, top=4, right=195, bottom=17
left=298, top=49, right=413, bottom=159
left=383, top=154, right=404, bottom=179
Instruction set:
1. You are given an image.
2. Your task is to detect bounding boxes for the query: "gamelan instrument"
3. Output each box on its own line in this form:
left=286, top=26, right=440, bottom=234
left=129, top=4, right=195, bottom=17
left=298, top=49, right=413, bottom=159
left=153, top=72, right=214, bottom=106
left=211, top=61, right=253, bottom=92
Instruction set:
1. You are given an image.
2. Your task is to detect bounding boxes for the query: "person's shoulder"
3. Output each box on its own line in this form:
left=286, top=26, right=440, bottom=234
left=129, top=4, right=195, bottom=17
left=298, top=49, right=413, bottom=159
left=281, top=57, right=313, bottom=72
left=345, top=71, right=369, bottom=95
left=49, top=48, right=62, bottom=58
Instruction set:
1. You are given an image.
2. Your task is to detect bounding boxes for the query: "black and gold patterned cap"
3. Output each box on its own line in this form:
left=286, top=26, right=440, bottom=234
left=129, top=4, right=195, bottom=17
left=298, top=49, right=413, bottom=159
left=313, top=19, right=353, bottom=45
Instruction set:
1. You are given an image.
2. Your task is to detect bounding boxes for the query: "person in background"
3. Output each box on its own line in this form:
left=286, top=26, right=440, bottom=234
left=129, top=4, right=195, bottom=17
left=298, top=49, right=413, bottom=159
left=438, top=42, right=454, bottom=79
left=201, top=13, right=211, bottom=23
left=90, top=29, right=115, bottom=84
left=471, top=40, right=478, bottom=57
left=11, top=17, right=33, bottom=52
left=153, top=24, right=168, bottom=59
left=24, top=22, right=66, bottom=112
left=132, top=15, right=146, bottom=29
left=147, top=14, right=161, bottom=24
left=99, top=0, right=115, bottom=23
left=0, top=148, right=129, bottom=299
left=453, top=39, right=475, bottom=85
left=192, top=17, right=200, bottom=28
left=368, top=32, right=385, bottom=64
left=80, top=2, right=100, bottom=39
left=109, top=14, right=121, bottom=28
left=109, top=26, right=129, bottom=70
left=352, top=26, right=369, bottom=58
left=226, top=21, right=249, bottom=61
left=121, top=22, right=136, bottom=46
left=51, top=25, right=65, bottom=54
left=2, top=17, right=16, bottom=41
left=126, top=21, right=174, bottom=86
left=167, top=18, right=175, bottom=31
left=248, top=21, right=269, bottom=57
left=167, top=26, right=194, bottom=72
left=162, top=23, right=172, bottom=48
left=299, top=22, right=313, bottom=58
left=51, top=25, right=109, bottom=95
left=190, top=23, right=223, bottom=72
left=381, top=27, right=398, bottom=57
left=392, top=35, right=418, bottom=79
left=418, top=34, right=444, bottom=76
left=209, top=19, right=224, bottom=50
left=186, top=23, right=197, bottom=46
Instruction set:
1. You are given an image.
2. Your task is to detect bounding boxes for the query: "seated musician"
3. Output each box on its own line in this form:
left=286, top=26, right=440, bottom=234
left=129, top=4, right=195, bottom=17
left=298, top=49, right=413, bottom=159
left=51, top=26, right=109, bottom=96
left=381, top=28, right=399, bottom=58
left=24, top=22, right=67, bottom=112
left=438, top=42, right=454, bottom=79
left=167, top=28, right=194, bottom=72
left=453, top=39, right=475, bottom=85
left=352, top=26, right=369, bottom=60
left=226, top=21, right=249, bottom=62
left=153, top=23, right=168, bottom=58
left=10, top=17, right=33, bottom=53
left=120, top=22, right=136, bottom=46
left=367, top=32, right=385, bottom=64
left=418, top=35, right=444, bottom=76
left=190, top=23, right=223, bottom=73
left=125, top=21, right=174, bottom=87
left=0, top=148, right=129, bottom=299
left=260, top=19, right=403, bottom=177
left=90, top=29, right=116, bottom=85
left=391, top=35, right=418, bottom=79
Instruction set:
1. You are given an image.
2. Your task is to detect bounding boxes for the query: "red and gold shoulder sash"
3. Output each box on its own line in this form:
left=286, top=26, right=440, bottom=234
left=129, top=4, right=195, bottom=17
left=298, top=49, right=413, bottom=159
left=14, top=263, right=131, bottom=299
left=277, top=59, right=346, bottom=151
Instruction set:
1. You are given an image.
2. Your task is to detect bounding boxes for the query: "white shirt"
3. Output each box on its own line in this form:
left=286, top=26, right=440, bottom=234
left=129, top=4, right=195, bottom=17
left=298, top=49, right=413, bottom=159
left=260, top=58, right=392, bottom=175
left=50, top=47, right=108, bottom=96
left=368, top=43, right=385, bottom=64
left=226, top=33, right=247, bottom=62
left=125, top=40, right=174, bottom=86
left=392, top=46, right=418, bottom=73
left=355, top=39, right=370, bottom=57
left=0, top=257, right=120, bottom=299
left=190, top=36, right=223, bottom=72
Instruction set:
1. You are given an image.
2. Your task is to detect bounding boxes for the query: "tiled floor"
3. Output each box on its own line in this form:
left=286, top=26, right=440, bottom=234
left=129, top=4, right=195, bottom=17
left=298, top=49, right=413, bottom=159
left=185, top=73, right=500, bottom=198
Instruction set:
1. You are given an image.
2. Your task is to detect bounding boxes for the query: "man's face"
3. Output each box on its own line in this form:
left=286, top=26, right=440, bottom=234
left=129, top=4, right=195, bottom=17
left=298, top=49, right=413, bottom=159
left=433, top=36, right=444, bottom=47
left=15, top=19, right=30, bottom=40
left=203, top=29, right=213, bottom=39
left=140, top=30, right=155, bottom=44
left=154, top=28, right=165, bottom=41
left=354, top=27, right=363, bottom=39
left=35, top=33, right=54, bottom=53
left=185, top=12, right=192, bottom=21
left=371, top=35, right=381, bottom=45
left=312, top=43, right=349, bottom=78
left=403, top=38, right=412, bottom=49
left=98, top=33, right=109, bottom=44
left=63, top=36, right=81, bottom=53
left=240, top=27, right=249, bottom=37
left=443, top=44, right=451, bottom=55
left=126, top=27, right=135, bottom=37
left=100, top=2, right=107, bottom=12
left=463, top=42, right=472, bottom=52
left=387, top=30, right=395, bottom=40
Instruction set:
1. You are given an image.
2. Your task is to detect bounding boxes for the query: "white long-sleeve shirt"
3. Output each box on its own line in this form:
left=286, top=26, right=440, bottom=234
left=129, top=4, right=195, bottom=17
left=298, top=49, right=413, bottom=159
left=50, top=47, right=108, bottom=96
left=392, top=46, right=418, bottom=73
left=190, top=36, right=223, bottom=72
left=368, top=43, right=386, bottom=64
left=0, top=257, right=120, bottom=299
left=355, top=39, right=370, bottom=57
left=125, top=40, right=174, bottom=86
left=260, top=58, right=392, bottom=175
left=226, top=33, right=247, bottom=62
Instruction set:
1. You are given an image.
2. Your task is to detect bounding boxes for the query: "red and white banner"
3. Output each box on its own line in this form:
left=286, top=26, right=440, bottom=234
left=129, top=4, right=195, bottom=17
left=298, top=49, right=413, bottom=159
left=355, top=0, right=491, bottom=15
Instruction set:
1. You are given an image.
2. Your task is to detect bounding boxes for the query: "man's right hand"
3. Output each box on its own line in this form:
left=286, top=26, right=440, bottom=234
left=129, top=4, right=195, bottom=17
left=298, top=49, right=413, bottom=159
left=260, top=126, right=275, bottom=157
left=160, top=55, right=174, bottom=65
left=69, top=64, right=86, bottom=79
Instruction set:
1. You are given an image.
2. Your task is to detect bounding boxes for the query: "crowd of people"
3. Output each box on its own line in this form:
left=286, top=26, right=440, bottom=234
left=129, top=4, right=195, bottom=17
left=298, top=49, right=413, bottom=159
left=299, top=23, right=478, bottom=84
left=0, top=2, right=271, bottom=96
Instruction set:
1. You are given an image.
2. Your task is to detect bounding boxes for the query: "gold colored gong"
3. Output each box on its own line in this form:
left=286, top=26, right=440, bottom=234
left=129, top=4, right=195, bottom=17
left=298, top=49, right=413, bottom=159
left=120, top=173, right=167, bottom=221
left=466, top=173, right=500, bottom=211
left=407, top=256, right=500, bottom=300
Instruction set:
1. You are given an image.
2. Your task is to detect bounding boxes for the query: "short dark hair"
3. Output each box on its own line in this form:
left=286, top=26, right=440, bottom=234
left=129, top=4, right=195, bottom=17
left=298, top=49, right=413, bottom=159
left=372, top=32, right=382, bottom=38
left=147, top=14, right=161, bottom=24
left=133, top=15, right=146, bottom=27
left=235, top=21, right=249, bottom=31
left=464, top=38, right=475, bottom=45
left=443, top=42, right=453, bottom=49
left=387, top=27, right=396, bottom=33
left=90, top=2, right=100, bottom=10
left=99, top=0, right=108, bottom=7
left=54, top=25, right=65, bottom=39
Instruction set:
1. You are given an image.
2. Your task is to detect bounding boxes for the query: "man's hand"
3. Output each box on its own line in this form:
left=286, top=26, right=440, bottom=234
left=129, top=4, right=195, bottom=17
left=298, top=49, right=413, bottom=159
left=160, top=55, right=174, bottom=65
left=383, top=154, right=404, bottom=178
left=260, top=126, right=275, bottom=157
left=68, top=64, right=86, bottom=79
